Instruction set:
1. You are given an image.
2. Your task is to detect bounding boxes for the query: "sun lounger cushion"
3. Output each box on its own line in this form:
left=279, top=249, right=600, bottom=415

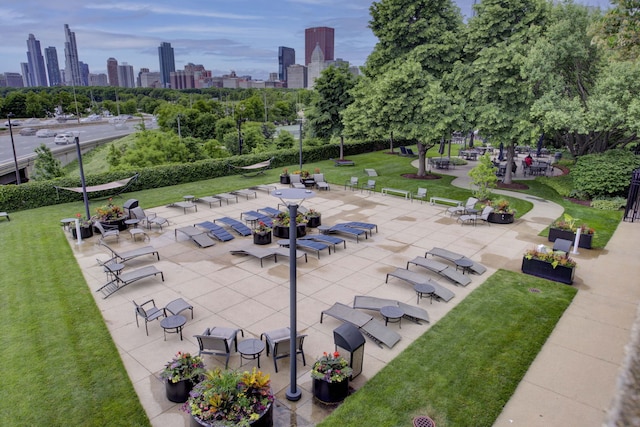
left=385, top=268, right=455, bottom=302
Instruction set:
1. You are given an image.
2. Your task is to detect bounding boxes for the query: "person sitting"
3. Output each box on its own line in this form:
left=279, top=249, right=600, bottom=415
left=524, top=154, right=533, bottom=166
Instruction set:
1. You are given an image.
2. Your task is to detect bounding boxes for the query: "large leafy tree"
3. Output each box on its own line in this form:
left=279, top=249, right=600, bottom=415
left=592, top=0, right=640, bottom=61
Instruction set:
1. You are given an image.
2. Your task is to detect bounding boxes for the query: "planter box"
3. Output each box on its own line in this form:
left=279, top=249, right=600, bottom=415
left=190, top=401, right=273, bottom=427
left=272, top=225, right=306, bottom=239
left=97, top=217, right=128, bottom=232
left=71, top=226, right=94, bottom=239
left=306, top=216, right=321, bottom=228
left=312, top=378, right=349, bottom=404
left=253, top=232, right=272, bottom=245
left=521, top=257, right=575, bottom=285
left=487, top=212, right=514, bottom=224
left=280, top=175, right=290, bottom=185
left=548, top=227, right=593, bottom=249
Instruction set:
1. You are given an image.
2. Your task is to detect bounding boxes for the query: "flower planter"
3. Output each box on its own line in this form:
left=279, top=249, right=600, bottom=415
left=165, top=378, right=195, bottom=403
left=280, top=175, right=291, bottom=185
left=272, top=225, right=306, bottom=239
left=312, top=378, right=349, bottom=404
left=548, top=228, right=592, bottom=249
left=71, top=226, right=94, bottom=239
left=521, top=257, right=575, bottom=285
left=306, top=216, right=321, bottom=228
left=99, top=217, right=128, bottom=231
left=190, top=400, right=273, bottom=427
left=487, top=212, right=514, bottom=224
left=253, top=231, right=272, bottom=245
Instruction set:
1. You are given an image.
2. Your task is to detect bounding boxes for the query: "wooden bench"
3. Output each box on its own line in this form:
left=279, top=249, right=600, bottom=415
left=429, top=197, right=462, bottom=206
left=381, top=188, right=411, bottom=200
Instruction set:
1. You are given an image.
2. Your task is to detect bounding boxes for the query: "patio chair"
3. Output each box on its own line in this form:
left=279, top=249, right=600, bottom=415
left=260, top=327, right=307, bottom=373
left=165, top=297, right=194, bottom=319
left=425, top=247, right=487, bottom=275
left=361, top=179, right=376, bottom=194
left=458, top=206, right=493, bottom=226
left=447, top=197, right=478, bottom=217
left=320, top=302, right=401, bottom=348
left=194, top=327, right=244, bottom=369
left=133, top=299, right=166, bottom=335
left=289, top=174, right=306, bottom=189
left=385, top=268, right=455, bottom=302
left=98, top=265, right=165, bottom=298
left=406, top=148, right=418, bottom=157
left=353, top=295, right=430, bottom=324
left=344, top=177, right=358, bottom=191
left=130, top=206, right=169, bottom=230
left=413, top=187, right=428, bottom=204
left=99, top=241, right=160, bottom=263
left=93, top=220, right=120, bottom=243
left=399, top=146, right=409, bottom=156
left=313, top=173, right=330, bottom=191
left=553, top=238, right=572, bottom=258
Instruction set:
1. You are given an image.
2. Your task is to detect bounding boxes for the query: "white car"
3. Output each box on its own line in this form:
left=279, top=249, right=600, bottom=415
left=54, top=132, right=75, bottom=145
left=19, top=127, right=37, bottom=136
left=3, top=119, right=22, bottom=127
left=36, top=129, right=57, bottom=138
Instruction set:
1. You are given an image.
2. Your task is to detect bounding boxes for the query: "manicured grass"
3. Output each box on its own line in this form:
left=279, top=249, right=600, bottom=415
left=318, top=270, right=577, bottom=427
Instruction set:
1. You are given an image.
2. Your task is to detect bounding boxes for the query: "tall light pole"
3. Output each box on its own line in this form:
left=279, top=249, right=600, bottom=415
left=272, top=188, right=315, bottom=402
left=6, top=113, right=21, bottom=184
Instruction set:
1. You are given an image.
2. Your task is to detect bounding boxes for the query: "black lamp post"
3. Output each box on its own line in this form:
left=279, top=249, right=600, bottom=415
left=271, top=188, right=315, bottom=401
left=6, top=113, right=21, bottom=184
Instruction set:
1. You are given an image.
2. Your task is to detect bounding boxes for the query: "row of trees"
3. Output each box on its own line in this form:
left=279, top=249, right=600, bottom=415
left=306, top=0, right=640, bottom=184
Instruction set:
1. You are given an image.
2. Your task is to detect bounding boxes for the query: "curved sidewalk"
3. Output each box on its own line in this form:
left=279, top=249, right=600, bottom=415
left=419, top=158, right=640, bottom=426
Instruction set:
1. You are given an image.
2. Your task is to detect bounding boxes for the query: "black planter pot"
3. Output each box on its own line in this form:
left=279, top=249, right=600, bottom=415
left=521, top=257, right=575, bottom=285
left=548, top=228, right=593, bottom=249
left=253, top=232, right=272, bottom=245
left=272, top=225, right=307, bottom=239
left=487, top=212, right=514, bottom=224
left=306, top=216, right=321, bottom=228
left=312, top=378, right=349, bottom=404
left=99, top=217, right=128, bottom=232
left=280, top=175, right=291, bottom=184
left=165, top=379, right=195, bottom=403
left=190, top=401, right=273, bottom=427
left=71, top=226, right=94, bottom=239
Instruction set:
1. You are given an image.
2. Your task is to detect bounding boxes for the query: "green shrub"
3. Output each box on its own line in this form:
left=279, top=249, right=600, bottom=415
left=539, top=174, right=573, bottom=197
left=572, top=149, right=640, bottom=198
left=591, top=197, right=627, bottom=210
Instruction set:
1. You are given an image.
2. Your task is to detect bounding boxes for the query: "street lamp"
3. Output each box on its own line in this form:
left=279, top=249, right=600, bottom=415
left=271, top=188, right=315, bottom=401
left=6, top=113, right=21, bottom=184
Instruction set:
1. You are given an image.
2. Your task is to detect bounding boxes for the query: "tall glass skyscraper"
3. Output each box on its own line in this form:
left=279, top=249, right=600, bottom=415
left=158, top=42, right=175, bottom=88
left=26, top=34, right=48, bottom=87
left=45, top=47, right=62, bottom=86
left=278, top=46, right=295, bottom=85
left=304, top=27, right=334, bottom=66
left=64, top=24, right=83, bottom=86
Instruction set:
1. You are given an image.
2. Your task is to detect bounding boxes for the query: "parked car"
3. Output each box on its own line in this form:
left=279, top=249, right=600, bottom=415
left=36, top=129, right=57, bottom=138
left=19, top=127, right=37, bottom=136
left=54, top=132, right=75, bottom=145
left=3, top=119, right=22, bottom=127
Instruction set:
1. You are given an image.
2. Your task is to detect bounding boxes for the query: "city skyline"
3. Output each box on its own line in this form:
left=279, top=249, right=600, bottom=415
left=1, top=0, right=611, bottom=82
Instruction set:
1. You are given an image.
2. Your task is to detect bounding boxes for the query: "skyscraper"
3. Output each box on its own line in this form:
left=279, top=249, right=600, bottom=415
left=305, top=27, right=334, bottom=66
left=158, top=42, right=175, bottom=88
left=79, top=61, right=90, bottom=86
left=20, top=63, right=30, bottom=87
left=117, top=63, right=135, bottom=88
left=64, top=24, right=83, bottom=86
left=26, top=34, right=48, bottom=87
left=45, top=47, right=62, bottom=86
left=278, top=46, right=295, bottom=85
left=107, top=57, right=119, bottom=87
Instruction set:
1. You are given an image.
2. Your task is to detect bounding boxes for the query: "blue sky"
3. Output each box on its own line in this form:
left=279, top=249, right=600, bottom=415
left=0, top=0, right=612, bottom=81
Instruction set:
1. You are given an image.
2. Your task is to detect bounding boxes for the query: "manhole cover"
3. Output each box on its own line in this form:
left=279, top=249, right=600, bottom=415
left=529, top=288, right=541, bottom=293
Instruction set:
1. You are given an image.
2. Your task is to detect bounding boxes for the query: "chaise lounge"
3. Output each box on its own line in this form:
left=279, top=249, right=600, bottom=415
left=385, top=268, right=455, bottom=302
left=425, top=247, right=487, bottom=275
left=99, top=241, right=160, bottom=264
left=98, top=264, right=165, bottom=298
left=406, top=256, right=471, bottom=286
left=320, top=302, right=401, bottom=348
left=352, top=295, right=430, bottom=324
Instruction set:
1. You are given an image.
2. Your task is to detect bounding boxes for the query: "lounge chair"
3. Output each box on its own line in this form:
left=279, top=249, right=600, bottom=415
left=385, top=268, right=455, bottom=302
left=167, top=201, right=197, bottom=214
left=272, top=247, right=308, bottom=263
left=194, top=327, right=244, bottom=369
left=230, top=247, right=277, bottom=267
left=399, top=146, right=409, bottom=156
left=406, top=148, right=418, bottom=157
left=352, top=295, right=429, bottom=324
left=425, top=247, right=487, bottom=275
left=99, top=241, right=160, bottom=263
left=332, top=158, right=355, bottom=166
left=241, top=210, right=274, bottom=227
left=194, top=196, right=223, bottom=208
left=340, top=221, right=378, bottom=234
left=364, top=168, right=378, bottom=176
left=98, top=265, right=164, bottom=298
left=318, top=224, right=367, bottom=242
left=447, top=197, right=479, bottom=217
left=231, top=189, right=258, bottom=200
left=133, top=299, right=165, bottom=335
left=93, top=220, right=120, bottom=242
left=195, top=221, right=235, bottom=242
left=289, top=174, right=306, bottom=189
left=458, top=206, right=493, bottom=226
left=361, top=179, right=376, bottom=194
left=130, top=206, right=169, bottom=230
left=214, top=217, right=252, bottom=236
left=260, top=327, right=307, bottom=373
left=164, top=297, right=194, bottom=319
left=175, top=226, right=216, bottom=248
left=300, top=234, right=346, bottom=250
left=406, top=256, right=471, bottom=286
left=413, top=187, right=428, bottom=204
left=249, top=184, right=277, bottom=194
left=277, top=238, right=331, bottom=259
left=313, top=173, right=330, bottom=191
left=213, top=193, right=238, bottom=204
left=320, top=302, right=401, bottom=348
left=257, top=207, right=282, bottom=217
left=344, top=177, right=358, bottom=191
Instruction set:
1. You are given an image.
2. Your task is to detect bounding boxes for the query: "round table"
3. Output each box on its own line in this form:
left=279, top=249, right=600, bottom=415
left=380, top=305, right=404, bottom=329
left=160, top=315, right=187, bottom=341
left=237, top=338, right=265, bottom=368
left=414, top=283, right=436, bottom=305
left=60, top=218, right=77, bottom=231
left=455, top=258, right=474, bottom=275
left=103, top=262, right=124, bottom=279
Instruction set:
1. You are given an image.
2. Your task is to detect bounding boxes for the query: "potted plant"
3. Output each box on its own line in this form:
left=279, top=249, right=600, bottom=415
left=93, top=198, right=127, bottom=231
left=521, top=247, right=577, bottom=285
left=305, top=209, right=321, bottom=228
left=280, top=168, right=290, bottom=185
left=548, top=214, right=594, bottom=249
left=70, top=213, right=94, bottom=239
left=253, top=221, right=272, bottom=245
left=160, top=352, right=205, bottom=403
left=183, top=367, right=274, bottom=427
left=272, top=211, right=307, bottom=239
left=487, top=199, right=516, bottom=224
left=311, top=351, right=353, bottom=404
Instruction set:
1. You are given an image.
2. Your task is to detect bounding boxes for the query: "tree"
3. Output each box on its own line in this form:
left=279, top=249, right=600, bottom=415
left=592, top=0, right=640, bottom=61
left=306, top=64, right=356, bottom=140
left=468, top=153, right=498, bottom=201
left=32, top=144, right=63, bottom=180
